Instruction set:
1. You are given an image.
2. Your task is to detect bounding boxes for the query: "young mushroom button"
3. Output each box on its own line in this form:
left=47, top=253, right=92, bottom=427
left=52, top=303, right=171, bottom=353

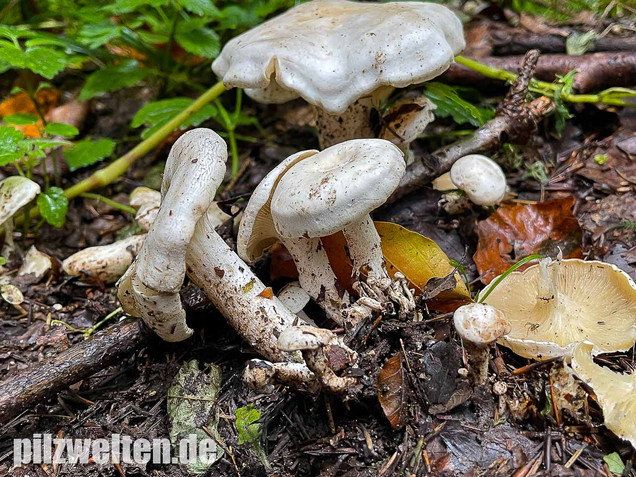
left=212, top=0, right=465, bottom=149
left=271, top=139, right=417, bottom=318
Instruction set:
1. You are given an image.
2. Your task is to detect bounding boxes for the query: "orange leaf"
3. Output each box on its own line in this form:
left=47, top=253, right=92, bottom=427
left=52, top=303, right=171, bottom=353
left=258, top=287, right=274, bottom=299
left=377, top=354, right=407, bottom=429
left=474, top=197, right=583, bottom=284
left=0, top=89, right=60, bottom=137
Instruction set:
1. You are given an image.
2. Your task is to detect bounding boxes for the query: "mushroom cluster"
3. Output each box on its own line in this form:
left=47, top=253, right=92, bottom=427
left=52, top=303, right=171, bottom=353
left=212, top=0, right=465, bottom=151
left=238, top=139, right=417, bottom=328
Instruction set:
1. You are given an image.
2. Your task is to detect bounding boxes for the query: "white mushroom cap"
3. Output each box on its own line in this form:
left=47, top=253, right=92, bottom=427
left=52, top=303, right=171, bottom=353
left=449, top=154, right=506, bottom=206
left=18, top=246, right=52, bottom=280
left=237, top=150, right=317, bottom=262
left=63, top=235, right=145, bottom=283
left=484, top=259, right=636, bottom=360
left=212, top=0, right=465, bottom=114
left=0, top=176, right=40, bottom=227
left=277, top=281, right=311, bottom=315
left=571, top=342, right=636, bottom=448
left=271, top=139, right=405, bottom=239
left=130, top=187, right=161, bottom=232
left=278, top=325, right=338, bottom=351
left=453, top=303, right=510, bottom=346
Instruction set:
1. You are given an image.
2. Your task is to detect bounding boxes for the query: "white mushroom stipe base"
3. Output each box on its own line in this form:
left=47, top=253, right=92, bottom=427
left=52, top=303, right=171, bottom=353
left=271, top=139, right=417, bottom=320
left=453, top=303, right=510, bottom=385
left=212, top=0, right=464, bottom=149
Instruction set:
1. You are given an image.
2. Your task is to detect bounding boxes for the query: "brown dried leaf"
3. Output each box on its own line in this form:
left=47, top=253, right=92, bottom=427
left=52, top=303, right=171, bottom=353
left=377, top=354, right=407, bottom=430
left=474, top=197, right=582, bottom=284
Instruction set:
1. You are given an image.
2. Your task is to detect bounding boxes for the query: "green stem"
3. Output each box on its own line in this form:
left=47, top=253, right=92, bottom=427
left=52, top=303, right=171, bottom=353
left=80, top=193, right=136, bottom=215
left=215, top=98, right=239, bottom=176
left=476, top=254, right=543, bottom=303
left=26, top=81, right=226, bottom=220
left=454, top=55, right=636, bottom=108
left=52, top=306, right=123, bottom=339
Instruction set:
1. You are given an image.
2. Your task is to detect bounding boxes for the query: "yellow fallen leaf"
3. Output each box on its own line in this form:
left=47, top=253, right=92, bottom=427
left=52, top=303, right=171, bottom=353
left=322, top=222, right=471, bottom=312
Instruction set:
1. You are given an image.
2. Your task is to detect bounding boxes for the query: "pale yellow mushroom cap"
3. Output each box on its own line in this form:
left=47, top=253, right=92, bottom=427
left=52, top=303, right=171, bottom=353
left=571, top=342, right=636, bottom=448
left=484, top=259, right=636, bottom=360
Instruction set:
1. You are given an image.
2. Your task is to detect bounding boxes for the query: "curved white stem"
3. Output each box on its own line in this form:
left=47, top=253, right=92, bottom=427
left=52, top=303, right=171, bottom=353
left=187, top=209, right=304, bottom=362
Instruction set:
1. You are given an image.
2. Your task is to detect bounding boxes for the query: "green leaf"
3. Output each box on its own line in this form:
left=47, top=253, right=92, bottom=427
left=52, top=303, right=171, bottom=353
left=0, top=126, right=27, bottom=165
left=63, top=138, right=115, bottom=171
left=236, top=405, right=262, bottom=445
left=0, top=43, right=69, bottom=79
left=79, top=60, right=151, bottom=102
left=77, top=21, right=123, bottom=49
left=167, top=360, right=223, bottom=474
left=0, top=256, right=6, bottom=266
left=107, top=0, right=169, bottom=14
left=177, top=0, right=220, bottom=16
left=566, top=31, right=599, bottom=56
left=175, top=28, right=220, bottom=59
left=24, top=138, right=72, bottom=149
left=44, top=122, right=79, bottom=138
left=424, top=82, right=494, bottom=127
left=37, top=187, right=68, bottom=228
left=131, top=98, right=217, bottom=139
left=3, top=113, right=39, bottom=125
left=603, top=452, right=625, bottom=475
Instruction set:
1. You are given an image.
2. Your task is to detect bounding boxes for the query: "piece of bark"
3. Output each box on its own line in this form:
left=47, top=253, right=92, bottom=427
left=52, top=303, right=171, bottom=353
left=491, top=32, right=636, bottom=56
left=0, top=319, right=152, bottom=425
left=441, top=52, right=636, bottom=93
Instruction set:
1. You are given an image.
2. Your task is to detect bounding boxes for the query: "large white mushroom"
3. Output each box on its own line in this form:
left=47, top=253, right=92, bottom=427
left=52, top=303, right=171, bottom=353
left=212, top=0, right=465, bottom=149
left=483, top=258, right=636, bottom=360
left=271, top=139, right=417, bottom=320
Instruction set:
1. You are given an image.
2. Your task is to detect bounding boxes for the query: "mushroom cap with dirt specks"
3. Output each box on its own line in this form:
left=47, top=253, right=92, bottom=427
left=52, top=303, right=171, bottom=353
left=484, top=259, right=636, bottom=360
left=453, top=303, right=510, bottom=346
left=0, top=176, right=40, bottom=227
left=271, top=139, right=405, bottom=238
left=450, top=154, right=507, bottom=206
left=237, top=150, right=317, bottom=262
left=212, top=0, right=465, bottom=115
left=571, top=342, right=636, bottom=448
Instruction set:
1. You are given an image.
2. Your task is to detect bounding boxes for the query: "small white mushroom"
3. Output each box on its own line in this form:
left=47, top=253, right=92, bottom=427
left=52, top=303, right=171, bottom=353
left=277, top=325, right=358, bottom=394
left=63, top=235, right=146, bottom=283
left=277, top=281, right=310, bottom=316
left=212, top=0, right=464, bottom=149
left=271, top=139, right=417, bottom=320
left=453, top=302, right=510, bottom=385
left=18, top=246, right=52, bottom=281
left=449, top=154, right=507, bottom=206
left=0, top=177, right=41, bottom=253
left=242, top=359, right=319, bottom=394
left=129, top=187, right=161, bottom=231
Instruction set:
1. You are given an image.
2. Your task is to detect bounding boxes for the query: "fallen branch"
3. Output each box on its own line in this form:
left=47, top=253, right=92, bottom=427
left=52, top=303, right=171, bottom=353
left=0, top=319, right=153, bottom=425
left=26, top=81, right=226, bottom=220
left=391, top=50, right=553, bottom=203
left=444, top=52, right=636, bottom=96
left=490, top=32, right=636, bottom=56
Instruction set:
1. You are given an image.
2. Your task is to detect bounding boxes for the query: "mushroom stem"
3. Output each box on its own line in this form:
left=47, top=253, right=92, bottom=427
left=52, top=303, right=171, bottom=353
left=537, top=257, right=559, bottom=304
left=243, top=359, right=319, bottom=394
left=342, top=215, right=389, bottom=283
left=186, top=209, right=305, bottom=362
left=464, top=342, right=490, bottom=386
left=313, top=87, right=393, bottom=149
left=280, top=236, right=351, bottom=326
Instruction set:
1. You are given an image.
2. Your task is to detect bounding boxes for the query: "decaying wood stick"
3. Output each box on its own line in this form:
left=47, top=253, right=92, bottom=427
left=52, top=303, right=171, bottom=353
left=390, top=50, right=553, bottom=203
left=0, top=319, right=152, bottom=425
left=441, top=52, right=636, bottom=93
left=490, top=32, right=636, bottom=56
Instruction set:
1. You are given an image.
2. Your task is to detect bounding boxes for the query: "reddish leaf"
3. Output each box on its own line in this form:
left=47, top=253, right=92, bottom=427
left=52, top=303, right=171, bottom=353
left=377, top=354, right=407, bottom=430
left=258, top=287, right=274, bottom=299
left=474, top=197, right=582, bottom=284
left=0, top=89, right=60, bottom=137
